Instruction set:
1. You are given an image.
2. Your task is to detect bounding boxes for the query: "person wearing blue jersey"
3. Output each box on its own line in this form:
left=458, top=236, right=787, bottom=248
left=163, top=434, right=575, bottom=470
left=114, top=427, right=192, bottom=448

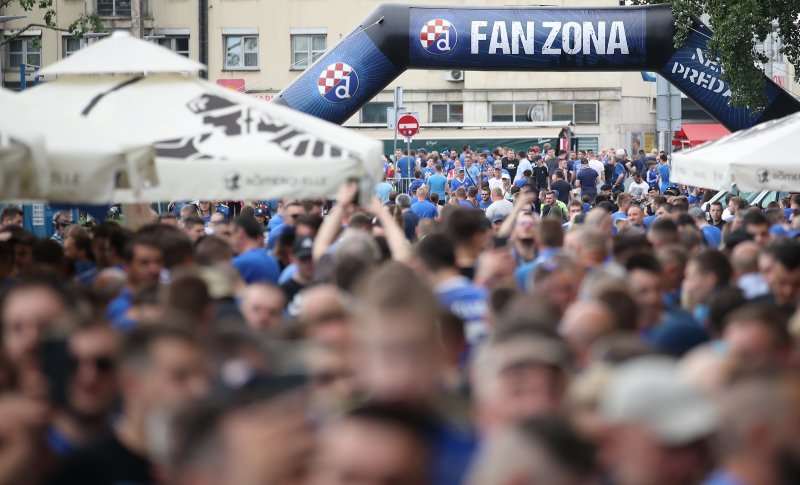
left=232, top=217, right=281, bottom=284
left=415, top=232, right=488, bottom=345
left=408, top=170, right=425, bottom=197
left=658, top=153, right=671, bottom=193
left=267, top=201, right=303, bottom=251
left=426, top=164, right=448, bottom=204
left=410, top=186, right=439, bottom=220
left=449, top=167, right=474, bottom=194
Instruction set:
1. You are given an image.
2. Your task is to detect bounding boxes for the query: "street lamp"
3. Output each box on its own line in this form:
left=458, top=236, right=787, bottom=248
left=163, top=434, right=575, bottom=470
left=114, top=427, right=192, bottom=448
left=0, top=15, right=27, bottom=89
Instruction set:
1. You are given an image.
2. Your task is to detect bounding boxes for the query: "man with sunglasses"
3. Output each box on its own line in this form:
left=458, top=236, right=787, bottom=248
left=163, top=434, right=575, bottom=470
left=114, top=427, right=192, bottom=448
left=50, top=211, right=73, bottom=247
left=49, top=320, right=120, bottom=456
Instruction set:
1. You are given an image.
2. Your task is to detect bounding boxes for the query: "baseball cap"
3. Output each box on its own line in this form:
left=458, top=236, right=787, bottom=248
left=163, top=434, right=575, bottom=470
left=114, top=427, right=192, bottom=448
left=293, top=236, right=314, bottom=259
left=615, top=149, right=626, bottom=157
left=601, top=184, right=613, bottom=191
left=532, top=146, right=541, bottom=152
left=664, top=187, right=680, bottom=196
left=648, top=322, right=710, bottom=357
left=687, top=207, right=706, bottom=219
left=648, top=183, right=660, bottom=191
left=254, top=208, right=265, bottom=217
left=442, top=150, right=451, bottom=156
left=457, top=167, right=465, bottom=172
left=600, top=356, right=718, bottom=446
left=501, top=173, right=511, bottom=180
left=491, top=214, right=506, bottom=223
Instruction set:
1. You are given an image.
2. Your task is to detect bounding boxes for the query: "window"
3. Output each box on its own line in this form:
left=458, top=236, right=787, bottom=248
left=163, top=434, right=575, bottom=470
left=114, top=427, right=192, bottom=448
left=224, top=35, right=259, bottom=70
left=8, top=37, right=41, bottom=69
left=490, top=102, right=545, bottom=122
left=156, top=36, right=190, bottom=57
left=430, top=103, right=463, bottom=123
left=550, top=101, right=599, bottom=124
left=291, top=34, right=325, bottom=69
left=97, top=0, right=131, bottom=17
left=63, top=37, right=87, bottom=57
left=360, top=102, right=392, bottom=124
left=575, top=137, right=599, bottom=152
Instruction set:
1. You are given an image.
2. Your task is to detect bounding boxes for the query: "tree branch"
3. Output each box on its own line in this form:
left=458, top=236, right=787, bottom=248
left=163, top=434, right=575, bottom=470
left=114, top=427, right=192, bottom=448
left=0, top=22, right=71, bottom=46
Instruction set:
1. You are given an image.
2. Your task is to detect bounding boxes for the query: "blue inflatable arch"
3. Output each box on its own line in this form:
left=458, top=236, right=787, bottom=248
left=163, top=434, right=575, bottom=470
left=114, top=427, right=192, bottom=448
left=275, top=3, right=799, bottom=132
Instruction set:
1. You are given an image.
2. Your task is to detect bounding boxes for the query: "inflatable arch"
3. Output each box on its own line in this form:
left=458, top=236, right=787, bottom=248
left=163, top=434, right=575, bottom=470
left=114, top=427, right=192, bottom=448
left=275, top=4, right=799, bottom=132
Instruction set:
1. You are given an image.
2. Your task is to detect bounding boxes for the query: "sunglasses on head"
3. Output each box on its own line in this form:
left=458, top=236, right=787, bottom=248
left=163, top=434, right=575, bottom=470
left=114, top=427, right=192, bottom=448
left=68, top=355, right=116, bottom=374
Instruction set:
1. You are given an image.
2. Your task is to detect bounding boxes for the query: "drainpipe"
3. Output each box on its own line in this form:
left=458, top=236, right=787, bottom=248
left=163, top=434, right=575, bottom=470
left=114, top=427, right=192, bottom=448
left=199, top=0, right=208, bottom=78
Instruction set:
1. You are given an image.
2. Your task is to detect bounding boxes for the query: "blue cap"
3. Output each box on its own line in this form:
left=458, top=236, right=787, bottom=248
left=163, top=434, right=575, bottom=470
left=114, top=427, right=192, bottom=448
left=442, top=150, right=451, bottom=156
left=648, top=322, right=710, bottom=357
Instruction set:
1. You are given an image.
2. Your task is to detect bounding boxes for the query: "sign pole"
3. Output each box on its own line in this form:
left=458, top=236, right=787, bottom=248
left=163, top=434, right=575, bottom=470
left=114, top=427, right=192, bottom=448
left=392, top=86, right=403, bottom=164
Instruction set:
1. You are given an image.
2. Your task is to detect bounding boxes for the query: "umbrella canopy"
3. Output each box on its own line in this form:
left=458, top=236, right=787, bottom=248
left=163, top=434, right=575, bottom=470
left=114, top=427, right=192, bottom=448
left=22, top=74, right=384, bottom=203
left=0, top=88, right=157, bottom=203
left=672, top=112, right=800, bottom=192
left=39, top=31, right=205, bottom=76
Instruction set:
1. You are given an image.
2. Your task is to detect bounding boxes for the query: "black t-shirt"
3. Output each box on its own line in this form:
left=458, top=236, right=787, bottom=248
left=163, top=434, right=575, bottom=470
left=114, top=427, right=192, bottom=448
left=47, top=432, right=154, bottom=485
left=501, top=157, right=518, bottom=181
left=532, top=165, right=549, bottom=190
left=551, top=180, right=572, bottom=205
left=280, top=278, right=305, bottom=303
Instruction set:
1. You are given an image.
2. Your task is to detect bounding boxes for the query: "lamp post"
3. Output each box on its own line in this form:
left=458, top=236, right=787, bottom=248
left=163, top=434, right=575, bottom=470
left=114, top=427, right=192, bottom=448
left=0, top=15, right=27, bottom=89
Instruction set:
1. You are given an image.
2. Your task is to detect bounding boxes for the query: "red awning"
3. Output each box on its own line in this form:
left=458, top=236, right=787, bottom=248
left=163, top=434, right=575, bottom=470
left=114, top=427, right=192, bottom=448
left=672, top=124, right=731, bottom=148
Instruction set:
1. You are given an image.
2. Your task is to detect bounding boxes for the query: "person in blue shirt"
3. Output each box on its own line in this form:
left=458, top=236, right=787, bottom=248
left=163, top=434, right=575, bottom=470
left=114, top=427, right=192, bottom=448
left=416, top=233, right=488, bottom=345
left=688, top=207, right=723, bottom=248
left=231, top=217, right=281, bottom=284
left=396, top=149, right=414, bottom=179
left=478, top=187, right=493, bottom=211
left=658, top=154, right=671, bottom=193
left=408, top=170, right=425, bottom=197
left=410, top=186, right=439, bottom=219
left=426, top=164, right=448, bottom=203
left=610, top=157, right=627, bottom=193
left=514, top=169, right=532, bottom=189
left=449, top=167, right=474, bottom=193
left=646, top=159, right=659, bottom=187
left=267, top=201, right=303, bottom=251
left=421, top=158, right=436, bottom=180
left=373, top=173, right=394, bottom=205
left=441, top=151, right=455, bottom=175
left=464, top=156, right=481, bottom=186
left=105, top=233, right=164, bottom=329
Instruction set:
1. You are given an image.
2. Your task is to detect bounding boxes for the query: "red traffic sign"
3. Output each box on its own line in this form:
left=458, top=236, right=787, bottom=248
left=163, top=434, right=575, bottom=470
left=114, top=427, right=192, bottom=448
left=397, top=114, right=419, bottom=137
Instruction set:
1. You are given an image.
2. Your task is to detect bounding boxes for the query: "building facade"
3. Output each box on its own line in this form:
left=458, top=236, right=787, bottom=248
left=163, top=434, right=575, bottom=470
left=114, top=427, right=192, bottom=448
left=2, top=0, right=797, bottom=154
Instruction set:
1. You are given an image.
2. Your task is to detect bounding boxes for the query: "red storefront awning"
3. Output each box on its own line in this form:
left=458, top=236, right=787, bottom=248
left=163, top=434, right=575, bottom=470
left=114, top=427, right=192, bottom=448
left=672, top=124, right=731, bottom=148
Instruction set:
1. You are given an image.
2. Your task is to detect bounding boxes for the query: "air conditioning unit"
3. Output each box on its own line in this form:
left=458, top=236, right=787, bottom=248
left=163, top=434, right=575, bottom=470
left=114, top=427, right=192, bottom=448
left=444, top=70, right=464, bottom=82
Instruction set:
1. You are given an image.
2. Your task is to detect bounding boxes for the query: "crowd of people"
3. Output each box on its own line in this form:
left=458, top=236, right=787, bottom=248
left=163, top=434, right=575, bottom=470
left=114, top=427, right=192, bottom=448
left=0, top=140, right=798, bottom=485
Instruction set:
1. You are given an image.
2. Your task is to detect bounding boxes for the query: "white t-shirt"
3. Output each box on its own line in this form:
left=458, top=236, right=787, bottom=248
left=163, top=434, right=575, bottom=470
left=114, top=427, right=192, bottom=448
left=485, top=199, right=514, bottom=220
left=628, top=180, right=650, bottom=200
left=588, top=158, right=605, bottom=180
left=488, top=177, right=505, bottom=192
left=515, top=158, right=533, bottom=182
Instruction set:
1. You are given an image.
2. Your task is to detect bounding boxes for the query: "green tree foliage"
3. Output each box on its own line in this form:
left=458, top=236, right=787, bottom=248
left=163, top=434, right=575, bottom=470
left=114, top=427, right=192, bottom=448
left=0, top=0, right=105, bottom=47
left=635, top=0, right=800, bottom=111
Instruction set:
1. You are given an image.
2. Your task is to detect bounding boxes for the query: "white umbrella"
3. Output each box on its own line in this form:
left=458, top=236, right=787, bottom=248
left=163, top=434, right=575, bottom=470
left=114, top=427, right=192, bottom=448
left=671, top=111, right=800, bottom=192
left=0, top=88, right=157, bottom=203
left=39, top=31, right=205, bottom=76
left=23, top=74, right=384, bottom=203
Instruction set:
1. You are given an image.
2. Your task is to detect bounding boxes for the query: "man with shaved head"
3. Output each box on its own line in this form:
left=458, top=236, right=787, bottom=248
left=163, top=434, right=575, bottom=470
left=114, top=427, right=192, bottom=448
left=559, top=300, right=617, bottom=369
left=731, top=241, right=770, bottom=300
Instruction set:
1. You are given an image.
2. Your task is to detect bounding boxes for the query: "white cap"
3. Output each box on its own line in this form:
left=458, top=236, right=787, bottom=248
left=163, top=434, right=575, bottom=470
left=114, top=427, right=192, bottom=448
left=600, top=356, right=718, bottom=446
left=615, top=149, right=627, bottom=157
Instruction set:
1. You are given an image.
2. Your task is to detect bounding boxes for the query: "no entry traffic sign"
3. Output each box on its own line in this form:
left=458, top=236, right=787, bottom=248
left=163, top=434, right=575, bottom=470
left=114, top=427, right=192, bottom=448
left=397, top=114, right=419, bottom=137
